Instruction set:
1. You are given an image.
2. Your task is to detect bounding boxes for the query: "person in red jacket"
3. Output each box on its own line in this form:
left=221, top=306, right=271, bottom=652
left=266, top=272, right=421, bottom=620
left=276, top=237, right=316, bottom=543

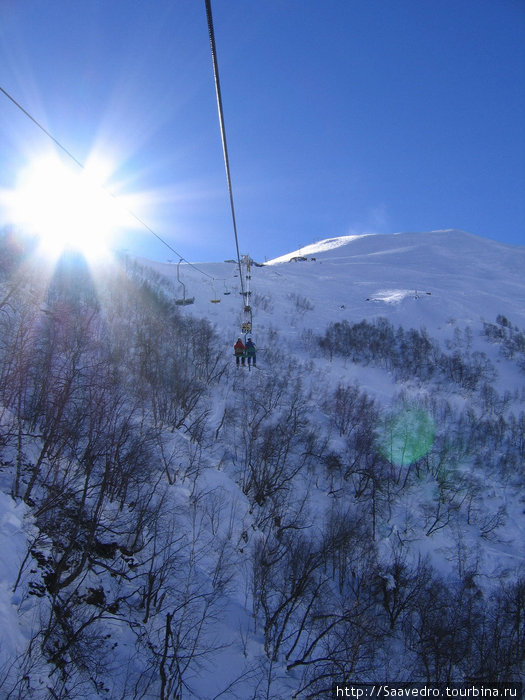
left=234, top=338, right=245, bottom=366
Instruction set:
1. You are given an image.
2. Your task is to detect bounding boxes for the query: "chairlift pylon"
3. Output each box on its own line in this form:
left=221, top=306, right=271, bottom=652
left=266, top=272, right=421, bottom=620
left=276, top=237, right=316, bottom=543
left=239, top=255, right=253, bottom=331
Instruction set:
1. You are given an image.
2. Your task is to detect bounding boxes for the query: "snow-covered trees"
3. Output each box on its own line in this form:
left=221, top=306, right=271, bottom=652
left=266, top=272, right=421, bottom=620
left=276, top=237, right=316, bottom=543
left=0, top=231, right=523, bottom=697
left=0, top=236, right=230, bottom=697
left=318, top=318, right=496, bottom=390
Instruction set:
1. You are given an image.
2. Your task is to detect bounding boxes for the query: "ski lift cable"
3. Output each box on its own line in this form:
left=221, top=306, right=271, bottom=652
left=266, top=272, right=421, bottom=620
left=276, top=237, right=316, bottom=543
left=204, top=0, right=245, bottom=299
left=0, top=84, right=232, bottom=284
left=0, top=86, right=85, bottom=170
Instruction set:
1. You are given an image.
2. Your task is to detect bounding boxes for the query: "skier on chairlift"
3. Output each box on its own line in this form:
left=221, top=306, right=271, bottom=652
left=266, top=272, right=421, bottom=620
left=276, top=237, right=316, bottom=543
left=234, top=338, right=245, bottom=366
left=245, top=338, right=256, bottom=367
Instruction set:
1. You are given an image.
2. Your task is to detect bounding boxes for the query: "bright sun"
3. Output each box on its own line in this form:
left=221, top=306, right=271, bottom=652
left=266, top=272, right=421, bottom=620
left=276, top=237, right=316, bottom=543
left=6, top=154, right=131, bottom=259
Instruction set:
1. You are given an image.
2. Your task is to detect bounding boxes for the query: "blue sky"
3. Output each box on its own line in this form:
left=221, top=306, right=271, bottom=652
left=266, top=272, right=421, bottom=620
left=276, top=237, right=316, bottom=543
left=0, top=0, right=524, bottom=263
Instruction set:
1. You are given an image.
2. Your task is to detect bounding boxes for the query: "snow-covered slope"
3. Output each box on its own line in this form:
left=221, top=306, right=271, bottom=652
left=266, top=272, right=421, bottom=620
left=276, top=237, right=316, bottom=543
left=146, top=229, right=525, bottom=344
left=145, top=230, right=525, bottom=693
left=1, top=229, right=524, bottom=698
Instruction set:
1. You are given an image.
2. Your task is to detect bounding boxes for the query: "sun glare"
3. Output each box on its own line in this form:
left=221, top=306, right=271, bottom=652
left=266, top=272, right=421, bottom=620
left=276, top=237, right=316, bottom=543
left=5, top=154, right=132, bottom=260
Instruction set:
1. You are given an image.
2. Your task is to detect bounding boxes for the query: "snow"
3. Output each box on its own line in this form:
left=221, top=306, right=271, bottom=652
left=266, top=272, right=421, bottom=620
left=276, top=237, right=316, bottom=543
left=265, top=233, right=371, bottom=263
left=128, top=230, right=525, bottom=690
left=1, top=229, right=524, bottom=697
left=0, top=492, right=35, bottom=673
left=146, top=230, right=525, bottom=339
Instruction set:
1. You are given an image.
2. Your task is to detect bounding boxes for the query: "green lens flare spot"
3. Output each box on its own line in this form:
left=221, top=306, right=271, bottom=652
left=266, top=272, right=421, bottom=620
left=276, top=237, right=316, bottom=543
left=377, top=404, right=435, bottom=467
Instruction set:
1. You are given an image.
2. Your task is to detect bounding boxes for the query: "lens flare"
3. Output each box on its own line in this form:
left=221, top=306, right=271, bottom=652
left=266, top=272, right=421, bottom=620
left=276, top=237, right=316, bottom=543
left=376, top=403, right=435, bottom=467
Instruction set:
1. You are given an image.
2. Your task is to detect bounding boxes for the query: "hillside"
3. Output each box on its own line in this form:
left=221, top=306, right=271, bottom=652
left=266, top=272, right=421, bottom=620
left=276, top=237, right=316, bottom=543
left=146, top=228, right=525, bottom=335
left=0, top=229, right=524, bottom=698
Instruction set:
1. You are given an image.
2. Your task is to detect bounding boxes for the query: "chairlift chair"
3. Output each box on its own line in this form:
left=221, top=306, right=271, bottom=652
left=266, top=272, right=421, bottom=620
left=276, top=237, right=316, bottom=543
left=210, top=279, right=221, bottom=303
left=175, top=259, right=194, bottom=305
left=241, top=302, right=252, bottom=334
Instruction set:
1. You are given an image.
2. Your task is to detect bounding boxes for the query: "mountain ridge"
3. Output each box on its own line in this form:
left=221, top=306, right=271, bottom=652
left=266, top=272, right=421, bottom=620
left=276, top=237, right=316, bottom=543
left=266, top=229, right=525, bottom=264
left=143, top=229, right=525, bottom=340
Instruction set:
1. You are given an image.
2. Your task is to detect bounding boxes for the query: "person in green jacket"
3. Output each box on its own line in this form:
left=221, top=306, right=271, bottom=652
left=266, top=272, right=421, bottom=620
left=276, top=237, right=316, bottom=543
left=245, top=338, right=256, bottom=367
